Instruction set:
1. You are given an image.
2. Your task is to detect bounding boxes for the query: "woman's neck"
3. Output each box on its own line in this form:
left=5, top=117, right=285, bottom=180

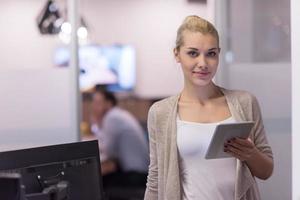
left=180, top=82, right=222, bottom=104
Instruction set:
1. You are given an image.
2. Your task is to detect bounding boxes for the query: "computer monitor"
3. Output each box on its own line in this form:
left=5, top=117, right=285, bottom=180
left=0, top=140, right=104, bottom=200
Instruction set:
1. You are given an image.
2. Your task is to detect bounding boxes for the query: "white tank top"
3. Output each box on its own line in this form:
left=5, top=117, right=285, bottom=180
left=177, top=116, right=236, bottom=200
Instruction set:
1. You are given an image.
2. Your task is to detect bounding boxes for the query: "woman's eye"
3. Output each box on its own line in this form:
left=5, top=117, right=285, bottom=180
left=207, top=51, right=217, bottom=57
left=187, top=51, right=198, bottom=57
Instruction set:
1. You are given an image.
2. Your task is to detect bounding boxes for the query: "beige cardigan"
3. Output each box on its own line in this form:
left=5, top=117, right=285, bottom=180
left=144, top=87, right=273, bottom=200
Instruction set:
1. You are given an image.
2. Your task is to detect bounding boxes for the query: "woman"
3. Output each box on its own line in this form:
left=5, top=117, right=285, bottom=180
left=144, top=15, right=273, bottom=200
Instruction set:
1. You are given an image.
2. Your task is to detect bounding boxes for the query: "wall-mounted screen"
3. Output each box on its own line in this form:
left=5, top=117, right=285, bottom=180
left=54, top=44, right=136, bottom=92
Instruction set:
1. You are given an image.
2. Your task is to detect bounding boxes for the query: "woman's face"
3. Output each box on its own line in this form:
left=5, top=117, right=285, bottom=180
left=174, top=31, right=220, bottom=88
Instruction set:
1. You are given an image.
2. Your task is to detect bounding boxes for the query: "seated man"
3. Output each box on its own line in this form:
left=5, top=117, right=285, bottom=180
left=90, top=89, right=149, bottom=187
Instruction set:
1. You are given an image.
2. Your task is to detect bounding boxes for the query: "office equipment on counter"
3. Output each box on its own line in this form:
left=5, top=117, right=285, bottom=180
left=0, top=140, right=104, bottom=200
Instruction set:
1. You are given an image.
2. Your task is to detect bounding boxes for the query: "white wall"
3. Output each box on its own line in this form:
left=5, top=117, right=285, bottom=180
left=0, top=1, right=60, bottom=69
left=291, top=0, right=300, bottom=199
left=0, top=69, right=78, bottom=151
left=0, top=1, right=78, bottom=151
left=226, top=63, right=291, bottom=120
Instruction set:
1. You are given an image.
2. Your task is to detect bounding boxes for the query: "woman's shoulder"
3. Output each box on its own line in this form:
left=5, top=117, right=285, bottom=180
left=148, top=95, right=179, bottom=115
left=220, top=87, right=258, bottom=104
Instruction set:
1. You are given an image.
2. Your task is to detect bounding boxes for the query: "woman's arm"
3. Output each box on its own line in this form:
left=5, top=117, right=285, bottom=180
left=224, top=137, right=273, bottom=179
left=225, top=94, right=273, bottom=180
left=144, top=106, right=159, bottom=200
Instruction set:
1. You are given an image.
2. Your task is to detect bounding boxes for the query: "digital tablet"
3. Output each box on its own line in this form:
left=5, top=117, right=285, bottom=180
left=205, top=121, right=255, bottom=159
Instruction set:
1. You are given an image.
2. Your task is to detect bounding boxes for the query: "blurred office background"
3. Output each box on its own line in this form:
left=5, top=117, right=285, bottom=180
left=0, top=0, right=298, bottom=199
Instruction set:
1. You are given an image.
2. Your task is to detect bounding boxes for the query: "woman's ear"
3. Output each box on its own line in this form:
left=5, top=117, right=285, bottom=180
left=173, top=48, right=180, bottom=63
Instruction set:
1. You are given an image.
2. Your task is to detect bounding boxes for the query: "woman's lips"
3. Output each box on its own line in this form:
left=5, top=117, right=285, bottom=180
left=193, top=71, right=210, bottom=78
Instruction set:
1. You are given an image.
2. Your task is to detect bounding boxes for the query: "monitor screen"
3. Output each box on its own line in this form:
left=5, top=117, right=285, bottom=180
left=0, top=141, right=104, bottom=200
left=54, top=44, right=136, bottom=92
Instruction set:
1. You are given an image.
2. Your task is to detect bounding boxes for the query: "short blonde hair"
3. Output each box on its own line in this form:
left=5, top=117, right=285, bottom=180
left=175, top=15, right=219, bottom=50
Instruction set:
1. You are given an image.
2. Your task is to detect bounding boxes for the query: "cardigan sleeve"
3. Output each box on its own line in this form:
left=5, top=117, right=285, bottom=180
left=250, top=94, right=273, bottom=159
left=144, top=105, right=159, bottom=200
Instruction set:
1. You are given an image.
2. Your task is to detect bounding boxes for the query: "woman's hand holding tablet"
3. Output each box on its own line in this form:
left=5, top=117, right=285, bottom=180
left=205, top=122, right=255, bottom=159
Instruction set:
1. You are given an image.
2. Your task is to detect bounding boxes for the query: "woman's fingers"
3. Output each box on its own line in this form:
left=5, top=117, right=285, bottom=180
left=229, top=137, right=254, bottom=148
left=224, top=137, right=258, bottom=161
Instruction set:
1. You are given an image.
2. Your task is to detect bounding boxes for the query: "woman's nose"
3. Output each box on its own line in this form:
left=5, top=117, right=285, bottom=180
left=196, top=54, right=207, bottom=68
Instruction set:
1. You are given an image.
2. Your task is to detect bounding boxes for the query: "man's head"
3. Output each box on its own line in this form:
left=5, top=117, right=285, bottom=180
left=91, top=89, right=117, bottom=118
